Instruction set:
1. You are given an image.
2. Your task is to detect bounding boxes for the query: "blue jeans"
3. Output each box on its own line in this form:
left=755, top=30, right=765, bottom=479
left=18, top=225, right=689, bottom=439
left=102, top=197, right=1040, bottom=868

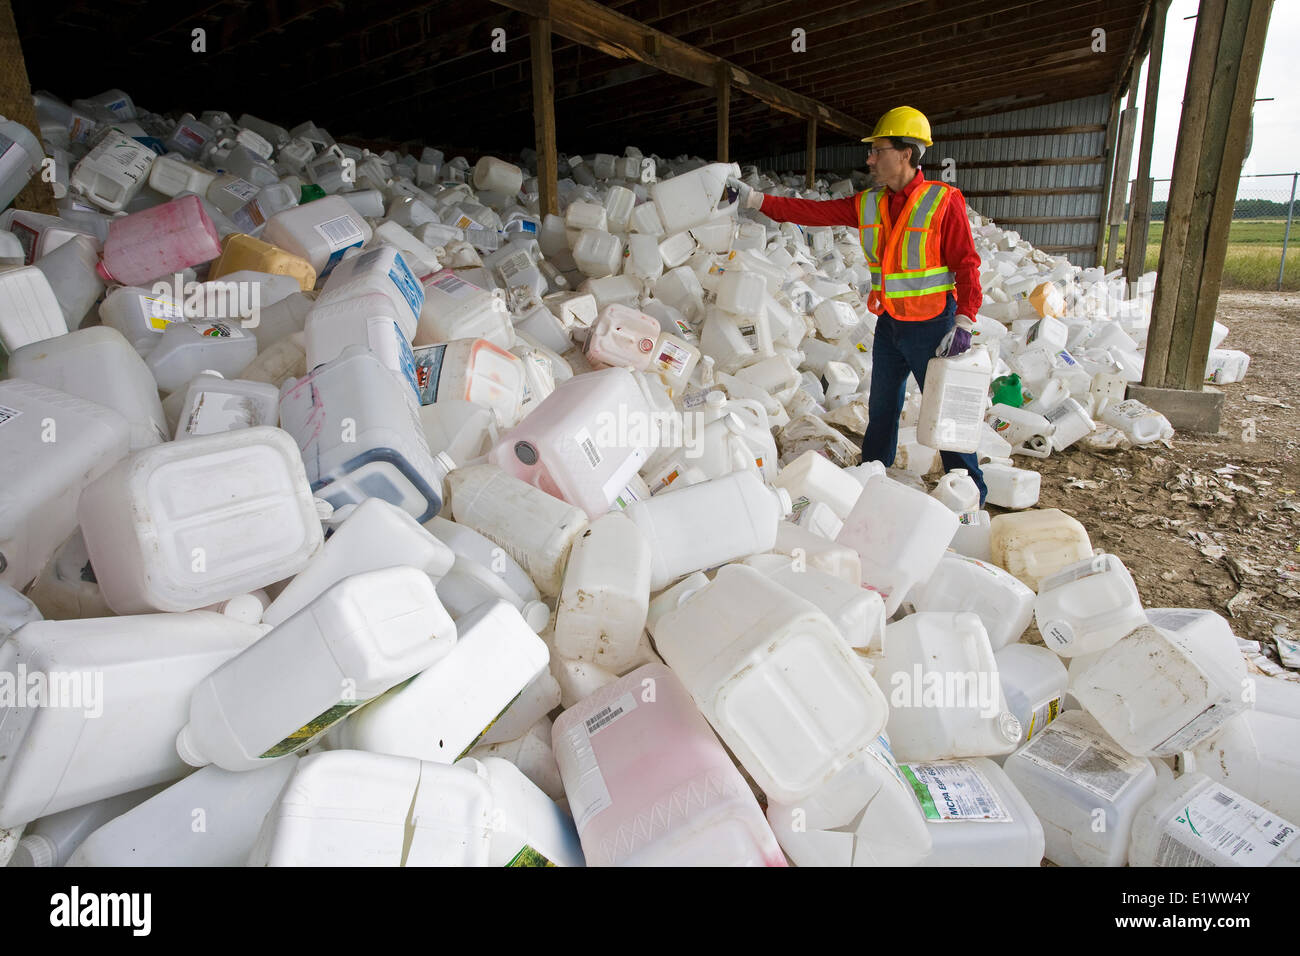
left=860, top=294, right=988, bottom=506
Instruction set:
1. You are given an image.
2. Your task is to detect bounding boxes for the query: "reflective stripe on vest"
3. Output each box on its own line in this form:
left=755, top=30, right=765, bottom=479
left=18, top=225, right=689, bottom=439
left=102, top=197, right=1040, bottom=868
left=858, top=179, right=957, bottom=319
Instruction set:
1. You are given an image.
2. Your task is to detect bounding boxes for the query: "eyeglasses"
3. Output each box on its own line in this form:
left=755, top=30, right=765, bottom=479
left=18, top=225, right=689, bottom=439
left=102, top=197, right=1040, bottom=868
left=866, top=146, right=902, bottom=157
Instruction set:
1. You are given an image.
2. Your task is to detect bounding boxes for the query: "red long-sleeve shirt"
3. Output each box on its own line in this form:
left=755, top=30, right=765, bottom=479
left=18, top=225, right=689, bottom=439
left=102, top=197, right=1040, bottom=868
left=759, top=168, right=983, bottom=320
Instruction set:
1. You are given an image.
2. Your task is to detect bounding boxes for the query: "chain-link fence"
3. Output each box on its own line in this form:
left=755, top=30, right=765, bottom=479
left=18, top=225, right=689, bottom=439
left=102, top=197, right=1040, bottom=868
left=1120, top=171, right=1299, bottom=291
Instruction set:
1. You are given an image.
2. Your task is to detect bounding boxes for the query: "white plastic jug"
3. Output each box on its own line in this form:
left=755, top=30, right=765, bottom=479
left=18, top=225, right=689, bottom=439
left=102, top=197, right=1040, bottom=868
left=70, top=127, right=154, bottom=212
left=0, top=611, right=263, bottom=828
left=178, top=566, right=457, bottom=771
left=650, top=162, right=740, bottom=235
left=552, top=662, right=785, bottom=866
left=1099, top=398, right=1174, bottom=445
left=145, top=319, right=260, bottom=393
left=413, top=338, right=526, bottom=429
left=584, top=303, right=660, bottom=371
left=445, top=463, right=590, bottom=598
left=994, top=643, right=1068, bottom=746
left=247, top=751, right=492, bottom=866
left=471, top=717, right=564, bottom=801
left=980, top=460, right=1041, bottom=509
left=314, top=244, right=424, bottom=339
left=489, top=366, right=655, bottom=519
left=917, top=346, right=991, bottom=454
left=1069, top=624, right=1248, bottom=757
left=416, top=269, right=512, bottom=348
left=655, top=564, right=889, bottom=804
left=8, top=784, right=164, bottom=867
left=903, top=758, right=1046, bottom=866
left=459, top=756, right=583, bottom=866
left=263, top=497, right=453, bottom=627
left=765, top=731, right=932, bottom=867
left=1003, top=710, right=1156, bottom=867
left=173, top=371, right=280, bottom=440
left=773, top=449, right=864, bottom=520
left=78, top=426, right=323, bottom=614
left=741, top=553, right=886, bottom=651
left=0, top=115, right=43, bottom=210
left=262, top=195, right=372, bottom=276
left=930, top=469, right=981, bottom=513
left=7, top=326, right=167, bottom=450
left=873, top=612, right=1021, bottom=761
left=624, top=470, right=790, bottom=591
left=908, top=551, right=1036, bottom=650
left=554, top=514, right=652, bottom=671
left=303, top=292, right=418, bottom=398
left=279, top=346, right=451, bottom=522
left=67, top=759, right=299, bottom=867
left=335, top=600, right=547, bottom=765
left=424, top=515, right=549, bottom=630
left=32, top=233, right=104, bottom=329
left=1034, top=553, right=1147, bottom=657
left=836, top=473, right=958, bottom=615
left=0, top=380, right=130, bottom=591
left=989, top=509, right=1092, bottom=591
left=1127, top=771, right=1299, bottom=867
left=1189, top=710, right=1300, bottom=824
left=0, top=264, right=66, bottom=352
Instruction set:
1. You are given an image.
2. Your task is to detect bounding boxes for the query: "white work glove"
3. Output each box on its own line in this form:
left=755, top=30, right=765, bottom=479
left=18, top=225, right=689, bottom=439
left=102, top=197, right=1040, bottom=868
left=727, top=176, right=764, bottom=210
left=955, top=314, right=976, bottom=330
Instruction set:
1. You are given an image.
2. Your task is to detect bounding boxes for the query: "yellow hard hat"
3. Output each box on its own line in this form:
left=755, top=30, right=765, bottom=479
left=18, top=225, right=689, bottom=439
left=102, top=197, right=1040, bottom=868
left=862, top=106, right=933, bottom=147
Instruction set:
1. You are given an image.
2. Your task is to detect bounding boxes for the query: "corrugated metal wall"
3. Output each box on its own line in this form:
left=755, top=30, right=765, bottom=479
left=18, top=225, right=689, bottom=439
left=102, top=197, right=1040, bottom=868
left=746, top=94, right=1111, bottom=266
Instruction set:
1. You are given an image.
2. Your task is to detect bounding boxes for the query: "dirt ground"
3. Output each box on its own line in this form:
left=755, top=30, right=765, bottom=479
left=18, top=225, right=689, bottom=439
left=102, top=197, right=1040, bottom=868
left=1009, top=290, right=1300, bottom=670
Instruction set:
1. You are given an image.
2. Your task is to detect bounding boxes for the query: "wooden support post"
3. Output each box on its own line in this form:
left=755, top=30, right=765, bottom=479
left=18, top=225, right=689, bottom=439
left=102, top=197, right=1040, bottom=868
left=0, top=0, right=54, bottom=215
left=1143, top=0, right=1274, bottom=391
left=529, top=14, right=558, bottom=218
left=805, top=116, right=817, bottom=190
left=716, top=63, right=730, bottom=163
left=1094, top=95, right=1122, bottom=267
left=1104, top=64, right=1142, bottom=272
left=1125, top=0, right=1170, bottom=288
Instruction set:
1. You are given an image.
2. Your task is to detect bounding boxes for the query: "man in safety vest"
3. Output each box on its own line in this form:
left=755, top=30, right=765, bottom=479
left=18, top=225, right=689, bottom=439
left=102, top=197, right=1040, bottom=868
left=728, top=106, right=986, bottom=504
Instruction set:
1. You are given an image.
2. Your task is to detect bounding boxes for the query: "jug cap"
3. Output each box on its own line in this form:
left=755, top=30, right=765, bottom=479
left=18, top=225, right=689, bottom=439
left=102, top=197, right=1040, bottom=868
left=998, top=711, right=1023, bottom=744
left=12, top=834, right=56, bottom=868
left=773, top=487, right=793, bottom=515
left=175, top=725, right=210, bottom=768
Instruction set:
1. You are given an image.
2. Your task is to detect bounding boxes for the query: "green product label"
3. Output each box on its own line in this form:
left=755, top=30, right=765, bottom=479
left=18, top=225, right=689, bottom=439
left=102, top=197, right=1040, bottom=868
left=455, top=687, right=526, bottom=761
left=506, top=845, right=556, bottom=867
left=900, top=764, right=941, bottom=820
left=258, top=696, right=377, bottom=758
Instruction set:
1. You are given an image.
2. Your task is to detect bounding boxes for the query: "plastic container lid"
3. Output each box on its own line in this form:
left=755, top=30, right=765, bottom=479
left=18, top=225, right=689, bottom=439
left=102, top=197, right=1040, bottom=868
left=11, top=834, right=56, bottom=867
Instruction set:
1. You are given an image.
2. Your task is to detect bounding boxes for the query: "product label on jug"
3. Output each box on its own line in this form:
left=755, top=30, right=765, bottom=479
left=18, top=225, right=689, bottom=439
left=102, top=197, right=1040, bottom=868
left=411, top=343, right=447, bottom=406
left=1023, top=696, right=1061, bottom=741
left=506, top=845, right=557, bottom=867
left=372, top=251, right=425, bottom=319
left=1156, top=785, right=1297, bottom=867
left=222, top=177, right=260, bottom=202
left=394, top=322, right=420, bottom=400
left=939, top=383, right=985, bottom=432
left=314, top=214, right=366, bottom=251
left=1144, top=608, right=1204, bottom=632
left=900, top=762, right=1011, bottom=822
left=9, top=220, right=38, bottom=264
left=231, top=199, right=266, bottom=234
left=138, top=294, right=186, bottom=331
left=259, top=695, right=379, bottom=758
left=429, top=271, right=476, bottom=297
left=1041, top=620, right=1076, bottom=651
left=574, top=427, right=603, bottom=469
left=1017, top=719, right=1146, bottom=801
left=199, top=322, right=244, bottom=338
left=0, top=404, right=22, bottom=429
left=656, top=340, right=691, bottom=376
left=184, top=392, right=260, bottom=435
left=561, top=719, right=612, bottom=831
left=738, top=324, right=759, bottom=349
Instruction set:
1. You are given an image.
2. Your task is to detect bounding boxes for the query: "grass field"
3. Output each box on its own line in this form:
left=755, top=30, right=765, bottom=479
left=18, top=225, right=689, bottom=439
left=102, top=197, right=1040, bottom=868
left=1111, top=219, right=1299, bottom=290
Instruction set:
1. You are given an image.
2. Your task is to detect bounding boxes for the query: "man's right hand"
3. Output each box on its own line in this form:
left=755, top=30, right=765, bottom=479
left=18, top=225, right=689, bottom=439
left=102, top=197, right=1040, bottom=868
left=728, top=176, right=764, bottom=210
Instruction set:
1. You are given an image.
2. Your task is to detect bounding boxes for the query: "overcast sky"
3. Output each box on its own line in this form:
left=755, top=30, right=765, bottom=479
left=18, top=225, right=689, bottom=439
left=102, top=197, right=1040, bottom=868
left=1130, top=0, right=1299, bottom=198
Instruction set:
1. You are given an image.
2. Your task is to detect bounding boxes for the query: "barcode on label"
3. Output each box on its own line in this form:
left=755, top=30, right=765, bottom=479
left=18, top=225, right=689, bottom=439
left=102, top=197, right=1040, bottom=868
left=0, top=404, right=22, bottom=429
left=314, top=214, right=365, bottom=251
left=575, top=428, right=603, bottom=469
left=429, top=271, right=474, bottom=296
left=1213, top=790, right=1235, bottom=807
left=583, top=692, right=636, bottom=737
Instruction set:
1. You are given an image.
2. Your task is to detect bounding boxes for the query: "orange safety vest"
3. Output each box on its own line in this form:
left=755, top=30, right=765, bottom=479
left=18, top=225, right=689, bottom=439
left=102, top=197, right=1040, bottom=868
left=857, top=180, right=957, bottom=320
